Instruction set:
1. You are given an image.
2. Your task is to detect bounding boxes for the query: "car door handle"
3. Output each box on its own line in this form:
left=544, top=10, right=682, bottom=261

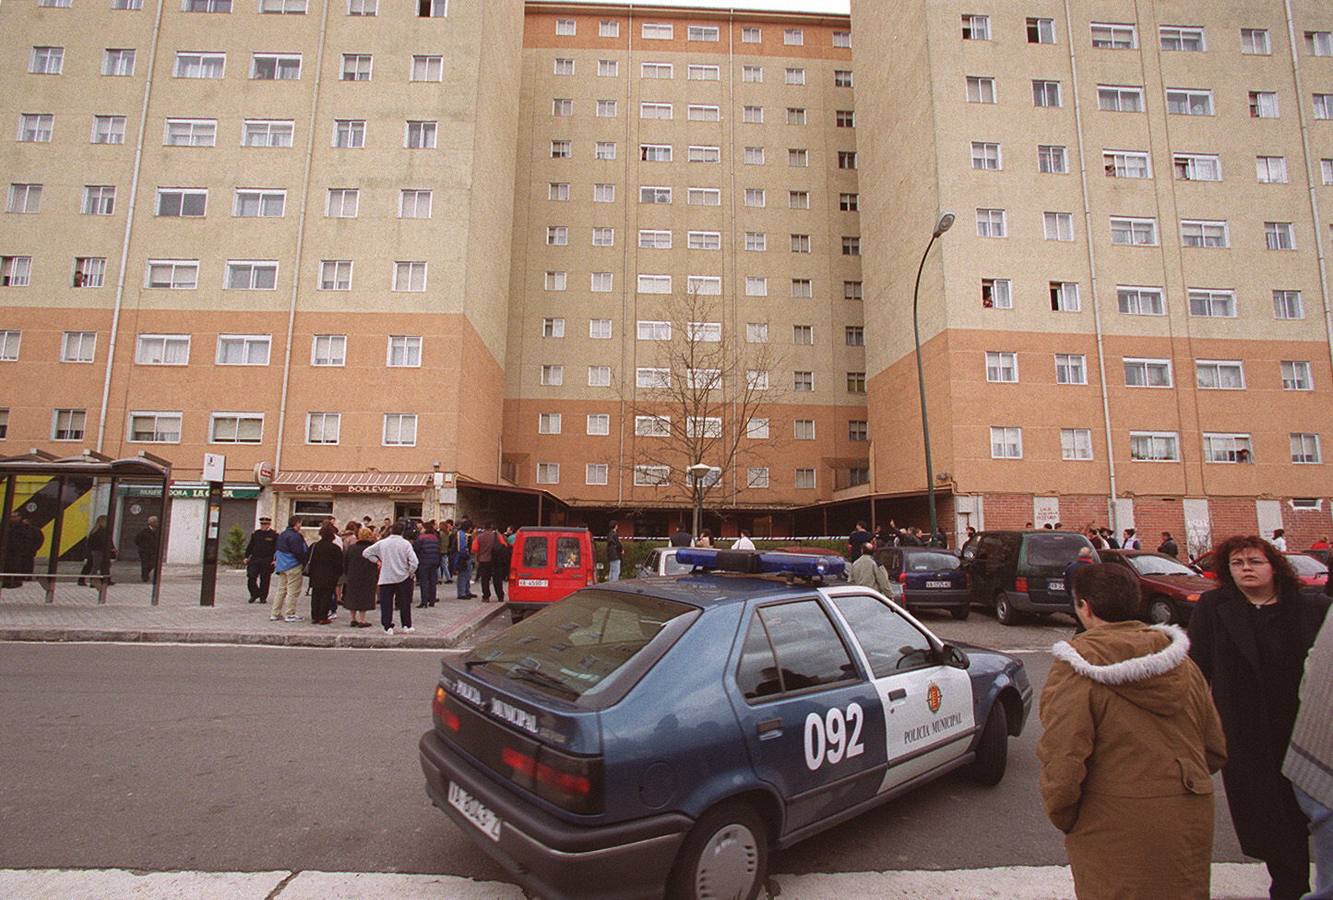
left=756, top=718, right=783, bottom=739
left=887, top=688, right=907, bottom=701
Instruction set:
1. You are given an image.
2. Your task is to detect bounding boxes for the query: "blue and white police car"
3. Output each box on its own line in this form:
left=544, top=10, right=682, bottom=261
left=419, top=549, right=1032, bottom=900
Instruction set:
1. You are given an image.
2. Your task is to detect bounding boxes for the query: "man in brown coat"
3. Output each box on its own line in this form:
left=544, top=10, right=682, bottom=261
left=1038, top=564, right=1227, bottom=900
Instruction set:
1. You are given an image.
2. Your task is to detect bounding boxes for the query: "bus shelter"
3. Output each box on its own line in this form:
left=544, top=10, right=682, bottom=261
left=0, top=451, right=172, bottom=605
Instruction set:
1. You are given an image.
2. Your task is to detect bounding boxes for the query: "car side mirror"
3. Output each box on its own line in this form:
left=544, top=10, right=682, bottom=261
left=939, top=643, right=970, bottom=670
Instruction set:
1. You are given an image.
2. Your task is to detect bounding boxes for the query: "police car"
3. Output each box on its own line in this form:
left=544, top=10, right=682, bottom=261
left=419, top=548, right=1032, bottom=900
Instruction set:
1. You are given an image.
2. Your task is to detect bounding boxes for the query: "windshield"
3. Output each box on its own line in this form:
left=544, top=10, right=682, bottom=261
left=463, top=590, right=696, bottom=701
left=1288, top=555, right=1328, bottom=576
left=1025, top=533, right=1090, bottom=567
left=1129, top=554, right=1199, bottom=577
left=903, top=551, right=961, bottom=573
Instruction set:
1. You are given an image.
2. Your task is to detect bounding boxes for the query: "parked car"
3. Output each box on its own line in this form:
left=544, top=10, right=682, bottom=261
left=637, top=546, right=694, bottom=578
left=506, top=527, right=597, bottom=622
left=1303, top=548, right=1330, bottom=566
left=1192, top=549, right=1330, bottom=588
left=1097, top=550, right=1213, bottom=624
left=421, top=548, right=1031, bottom=900
left=960, top=530, right=1099, bottom=625
left=872, top=546, right=970, bottom=620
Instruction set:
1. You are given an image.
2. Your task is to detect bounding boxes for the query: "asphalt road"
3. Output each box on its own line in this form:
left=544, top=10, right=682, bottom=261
left=0, top=630, right=1246, bottom=883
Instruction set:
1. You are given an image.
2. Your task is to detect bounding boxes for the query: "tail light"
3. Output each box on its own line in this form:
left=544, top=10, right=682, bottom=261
left=500, top=745, right=601, bottom=814
left=432, top=686, right=460, bottom=732
left=1015, top=576, right=1029, bottom=593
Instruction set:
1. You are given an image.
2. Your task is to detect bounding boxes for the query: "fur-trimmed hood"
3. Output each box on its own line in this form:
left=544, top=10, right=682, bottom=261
left=1051, top=622, right=1193, bottom=716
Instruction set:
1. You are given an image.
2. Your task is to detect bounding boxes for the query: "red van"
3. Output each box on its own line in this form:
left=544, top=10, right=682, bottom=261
left=506, top=527, right=597, bottom=622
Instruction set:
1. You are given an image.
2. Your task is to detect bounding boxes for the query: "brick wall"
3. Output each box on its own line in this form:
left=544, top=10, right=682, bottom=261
left=1208, top=498, right=1260, bottom=547
left=1060, top=495, right=1111, bottom=534
left=1129, top=498, right=1188, bottom=558
left=982, top=493, right=1038, bottom=529
left=1281, top=501, right=1333, bottom=551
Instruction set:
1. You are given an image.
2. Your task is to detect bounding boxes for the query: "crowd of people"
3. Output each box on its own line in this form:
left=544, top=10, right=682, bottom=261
left=242, top=515, right=517, bottom=634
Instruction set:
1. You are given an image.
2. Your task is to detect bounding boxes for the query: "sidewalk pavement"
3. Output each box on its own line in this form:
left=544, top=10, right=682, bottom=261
left=0, top=563, right=506, bottom=649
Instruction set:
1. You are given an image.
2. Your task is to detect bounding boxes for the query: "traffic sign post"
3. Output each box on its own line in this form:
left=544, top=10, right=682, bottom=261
left=200, top=453, right=225, bottom=607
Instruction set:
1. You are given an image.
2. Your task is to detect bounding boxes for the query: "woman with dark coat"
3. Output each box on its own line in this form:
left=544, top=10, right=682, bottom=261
left=305, top=523, right=344, bottom=625
left=1188, top=534, right=1330, bottom=899
left=341, top=527, right=378, bottom=627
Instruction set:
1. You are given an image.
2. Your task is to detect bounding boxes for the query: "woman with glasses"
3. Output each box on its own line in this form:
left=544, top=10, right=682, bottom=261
left=1189, top=535, right=1329, bottom=899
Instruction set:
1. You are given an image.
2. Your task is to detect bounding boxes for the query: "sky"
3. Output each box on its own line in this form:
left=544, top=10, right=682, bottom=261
left=571, top=0, right=851, bottom=13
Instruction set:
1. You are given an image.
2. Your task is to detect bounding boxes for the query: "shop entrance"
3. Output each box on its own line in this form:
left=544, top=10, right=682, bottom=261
left=394, top=501, right=423, bottom=521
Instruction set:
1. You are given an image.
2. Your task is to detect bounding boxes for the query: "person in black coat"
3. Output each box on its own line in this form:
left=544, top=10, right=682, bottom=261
left=305, top=524, right=345, bottom=625
left=1188, top=534, right=1330, bottom=900
left=340, top=528, right=378, bottom=627
left=78, top=515, right=115, bottom=586
left=4, top=512, right=44, bottom=587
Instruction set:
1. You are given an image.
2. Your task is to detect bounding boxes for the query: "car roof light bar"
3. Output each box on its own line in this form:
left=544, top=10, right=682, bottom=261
left=675, top=548, right=845, bottom=580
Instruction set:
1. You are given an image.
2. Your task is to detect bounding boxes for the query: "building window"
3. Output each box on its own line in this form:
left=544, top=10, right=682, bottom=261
left=155, top=187, right=207, bottom=217
left=1050, top=282, right=1081, bottom=312
left=1265, top=221, right=1296, bottom=250
left=1104, top=149, right=1151, bottom=178
left=785, top=67, right=806, bottom=86
left=546, top=225, right=569, bottom=245
left=599, top=19, right=619, bottom=37
left=540, top=316, right=563, bottom=338
left=1187, top=289, right=1236, bottom=318
left=792, top=419, right=816, bottom=441
left=1291, top=433, right=1323, bottom=464
left=794, top=371, right=814, bottom=392
left=588, top=366, right=610, bottom=387
left=788, top=148, right=808, bottom=167
left=784, top=28, right=804, bottom=45
left=689, top=231, right=721, bottom=251
left=17, top=114, right=54, bottom=143
left=317, top=260, right=352, bottom=291
left=251, top=53, right=301, bottom=81
left=341, top=53, right=372, bottom=81
left=634, top=415, right=670, bottom=438
left=1028, top=17, right=1056, bottom=44
left=1308, top=31, right=1333, bottom=56
left=982, top=278, right=1011, bottom=309
left=847, top=371, right=866, bottom=393
left=742, top=27, right=761, bottom=43
left=326, top=188, right=358, bottom=218
left=585, top=464, right=608, bottom=485
left=688, top=65, right=720, bottom=81
left=791, top=324, right=813, bottom=345
left=642, top=23, right=673, bottom=40
left=833, top=30, right=852, bottom=48
left=1055, top=353, right=1087, bottom=385
left=590, top=272, right=613, bottom=292
left=540, top=365, right=565, bottom=387
left=639, top=186, right=671, bottom=206
left=839, top=193, right=859, bottom=212
left=687, top=277, right=722, bottom=298
left=382, top=414, right=417, bottom=447
left=844, top=281, right=863, bottom=300
left=742, top=106, right=764, bottom=124
left=233, top=189, right=284, bottom=217
left=1242, top=28, right=1271, bottom=55
left=1096, top=85, right=1143, bottom=112
left=224, top=260, right=278, bottom=290
left=1124, top=357, right=1172, bottom=387
left=596, top=99, right=618, bottom=118
left=640, top=103, right=673, bottom=121
left=836, top=110, right=855, bottom=128
left=174, top=51, right=225, bottom=79
left=1249, top=91, right=1280, bottom=118
left=1166, top=89, right=1214, bottom=116
left=0, top=255, right=32, bottom=289
left=30, top=46, right=64, bottom=75
left=385, top=335, right=422, bottom=368
left=555, top=18, right=575, bottom=35
left=962, top=14, right=990, bottom=40
left=1043, top=212, right=1074, bottom=242
left=589, top=319, right=611, bottom=340
left=72, top=257, right=106, bottom=288
left=790, top=234, right=811, bottom=253
left=551, top=98, right=573, bottom=117
left=787, top=108, right=807, bottom=126
left=687, top=188, right=721, bottom=206
left=1274, top=290, right=1305, bottom=320
left=743, top=65, right=763, bottom=83
left=1203, top=433, right=1254, bottom=464
left=640, top=144, right=671, bottom=163
left=1118, top=286, right=1166, bottom=317
left=113, top=0, right=143, bottom=8
left=1038, top=145, right=1068, bottom=173
left=1173, top=153, right=1221, bottom=181
left=242, top=120, right=293, bottom=147
left=1160, top=25, right=1206, bottom=52
left=791, top=279, right=813, bottom=298
left=310, top=334, right=346, bottom=367
left=985, top=351, right=1018, bottom=383
left=306, top=412, right=340, bottom=445
left=552, top=58, right=574, bottom=76
left=60, top=331, right=96, bottom=363
left=1091, top=22, right=1137, bottom=48
left=1061, top=428, right=1093, bottom=460
left=1196, top=360, right=1245, bottom=390
left=1110, top=217, right=1158, bottom=246
left=848, top=420, right=868, bottom=442
left=216, top=334, right=271, bottom=365
left=592, top=227, right=615, bottom=247
left=1130, top=432, right=1179, bottom=462
left=1256, top=156, right=1288, bottom=184
left=636, top=367, right=670, bottom=388
left=128, top=412, right=182, bottom=443
left=1281, top=360, right=1313, bottom=391
left=136, top=334, right=190, bottom=365
left=794, top=468, right=816, bottom=489
left=260, top=0, right=306, bottom=11
left=550, top=140, right=571, bottom=159
left=210, top=413, right=263, bottom=444
left=332, top=119, right=366, bottom=148
left=392, top=261, right=427, bottom=292
left=537, top=413, right=562, bottom=435
left=633, top=465, right=669, bottom=487
left=1181, top=220, right=1228, bottom=248
left=348, top=0, right=376, bottom=14
left=746, top=467, right=769, bottom=489
left=641, top=62, right=672, bottom=80
left=976, top=208, right=1006, bottom=238
left=841, top=236, right=861, bottom=256
left=83, top=185, right=115, bottom=216
left=990, top=426, right=1023, bottom=459
left=965, top=76, right=996, bottom=104
left=405, top=120, right=437, bottom=149
left=144, top=260, right=198, bottom=289
left=688, top=145, right=720, bottom=163
left=411, top=55, right=443, bottom=82
left=103, top=48, right=137, bottom=77
left=395, top=188, right=431, bottom=219
left=1032, top=80, right=1062, bottom=107
left=971, top=141, right=1001, bottom=171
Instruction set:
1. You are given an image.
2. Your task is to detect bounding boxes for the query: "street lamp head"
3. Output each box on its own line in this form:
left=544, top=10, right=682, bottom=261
left=687, top=462, right=713, bottom=477
left=933, top=212, right=956, bottom=238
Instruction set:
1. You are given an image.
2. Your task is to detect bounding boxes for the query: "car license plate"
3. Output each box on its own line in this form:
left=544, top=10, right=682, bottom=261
left=925, top=580, right=951, bottom=589
left=518, top=578, right=548, bottom=587
left=448, top=781, right=502, bottom=842
left=1049, top=580, right=1065, bottom=592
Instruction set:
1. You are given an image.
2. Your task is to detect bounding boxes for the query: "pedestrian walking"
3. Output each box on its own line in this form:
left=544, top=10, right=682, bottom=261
left=1189, top=535, right=1330, bottom=899
left=305, top=524, right=344, bottom=625
left=78, top=515, right=115, bottom=587
left=453, top=518, right=474, bottom=599
left=1038, top=563, right=1226, bottom=900
left=271, top=515, right=309, bottom=623
left=1157, top=532, right=1180, bottom=559
left=1283, top=612, right=1333, bottom=898
left=413, top=522, right=442, bottom=607
left=848, top=539, right=890, bottom=593
left=133, top=516, right=161, bottom=583
left=732, top=528, right=755, bottom=551
left=1122, top=528, right=1141, bottom=550
left=244, top=516, right=278, bottom=603
left=605, top=520, right=624, bottom=581
left=474, top=522, right=504, bottom=602
left=4, top=511, right=44, bottom=587
left=361, top=520, right=418, bottom=634
left=340, top=527, right=378, bottom=628
left=1271, top=529, right=1288, bottom=552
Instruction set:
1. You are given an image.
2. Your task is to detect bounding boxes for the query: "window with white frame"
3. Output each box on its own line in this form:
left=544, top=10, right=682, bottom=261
left=1027, top=17, right=1056, bottom=43
left=225, top=260, right=277, bottom=290
left=742, top=106, right=764, bottom=124
left=744, top=232, right=766, bottom=252
left=596, top=59, right=617, bottom=78
left=961, top=14, right=989, bottom=39
left=586, top=464, right=609, bottom=485
left=72, top=258, right=106, bottom=288
left=1117, top=286, right=1166, bottom=316
left=1321, top=159, right=1333, bottom=185
left=783, top=27, right=804, bottom=44
left=743, top=65, right=763, bottom=83
left=982, top=278, right=1012, bottom=309
left=1306, top=30, right=1333, bottom=56
left=639, top=230, right=671, bottom=250
left=145, top=259, right=198, bottom=289
left=1160, top=25, right=1205, bottom=51
left=790, top=419, right=816, bottom=441
left=60, top=331, right=96, bottom=363
left=976, top=208, right=1006, bottom=237
left=634, top=415, right=670, bottom=438
left=1274, top=290, right=1304, bottom=319
left=792, top=279, right=813, bottom=298
left=0, top=257, right=31, bottom=288
left=156, top=187, right=207, bottom=217
left=1104, top=149, right=1150, bottom=178
left=0, top=331, right=18, bottom=359
left=210, top=412, right=263, bottom=444
left=1291, top=433, right=1323, bottom=464
left=833, top=30, right=852, bottom=48
left=599, top=19, right=618, bottom=37
left=1256, top=156, right=1288, bottom=184
left=399, top=188, right=432, bottom=219
left=1050, top=281, right=1081, bottom=311
left=1055, top=353, right=1087, bottom=385
left=1242, top=28, right=1271, bottom=55
left=538, top=413, right=562, bottom=435
left=785, top=67, right=806, bottom=86
left=1265, top=221, right=1296, bottom=250
left=1181, top=220, right=1228, bottom=248
left=688, top=145, right=720, bottom=163
left=633, top=465, right=669, bottom=487
left=985, top=351, right=1018, bottom=383
left=544, top=271, right=566, bottom=291
left=233, top=189, right=284, bottom=217
left=540, top=365, right=564, bottom=387
left=386, top=335, right=422, bottom=367
left=593, top=184, right=615, bottom=203
left=790, top=234, right=810, bottom=252
left=1174, top=153, right=1221, bottom=181
left=332, top=119, right=365, bottom=148
left=594, top=100, right=617, bottom=118
left=837, top=150, right=856, bottom=168
left=640, top=63, right=672, bottom=81
left=555, top=18, right=575, bottom=35
left=243, top=119, right=294, bottom=147
left=1061, top=428, right=1093, bottom=460
left=546, top=225, right=568, bottom=245
left=405, top=120, right=436, bottom=149
left=1281, top=360, right=1313, bottom=391
left=586, top=414, right=610, bottom=435
left=642, top=22, right=673, bottom=40
left=793, top=468, right=815, bottom=489
left=113, top=0, right=143, bottom=7
left=128, top=412, right=181, bottom=443
left=216, top=333, right=271, bottom=365
left=687, top=321, right=722, bottom=342
left=1130, top=432, right=1179, bottom=462
left=687, top=188, right=721, bottom=206
left=640, top=102, right=673, bottom=121
left=1032, top=80, right=1062, bottom=107
left=688, top=231, right=721, bottom=251
left=251, top=52, right=300, bottom=81
left=688, top=64, right=720, bottom=81
left=319, top=260, right=351, bottom=291
left=590, top=272, right=613, bottom=292
left=83, top=185, right=115, bottom=216
left=411, top=55, right=443, bottom=82
left=541, top=317, right=564, bottom=339
left=260, top=0, right=305, bottom=11
left=741, top=26, right=761, bottom=42
left=174, top=51, right=225, bottom=79
left=592, top=227, right=614, bottom=247
left=746, top=467, right=769, bottom=488
left=551, top=98, right=573, bottom=117
left=637, top=320, right=671, bottom=342
left=311, top=334, right=346, bottom=366
left=1043, top=212, right=1074, bottom=241
left=684, top=24, right=718, bottom=42
left=30, top=46, right=64, bottom=74
left=104, top=48, right=136, bottom=76
left=639, top=186, right=671, bottom=204
left=588, top=366, right=610, bottom=387
left=792, top=325, right=813, bottom=345
left=790, top=191, right=810, bottom=209
left=965, top=76, right=996, bottom=104
left=136, top=334, right=190, bottom=365
left=1188, top=289, right=1236, bottom=318
left=1091, top=22, right=1136, bottom=48
left=18, top=114, right=54, bottom=143
left=326, top=188, right=358, bottom=217
left=393, top=261, right=427, bottom=291
left=746, top=322, right=769, bottom=344
left=688, top=105, right=721, bottom=123
left=1167, top=89, right=1213, bottom=115
left=640, top=144, right=671, bottom=163
left=1124, top=357, right=1172, bottom=387
left=744, top=276, right=767, bottom=297
left=1110, top=216, right=1158, bottom=246
left=1195, top=358, right=1246, bottom=390
left=794, top=371, right=814, bottom=392
left=1203, top=433, right=1253, bottom=464
left=636, top=367, right=670, bottom=389
left=1097, top=85, right=1144, bottom=112
left=552, top=58, right=574, bottom=77
left=971, top=141, right=1001, bottom=170
left=550, top=140, right=571, bottom=159
left=1249, top=91, right=1280, bottom=118
left=306, top=412, right=340, bottom=444
left=589, top=320, right=611, bottom=339
left=382, top=413, right=417, bottom=446
left=348, top=0, right=376, bottom=14
left=341, top=53, right=372, bottom=81
left=990, top=426, right=1022, bottom=459
left=836, top=110, right=856, bottom=128
left=91, top=116, right=127, bottom=145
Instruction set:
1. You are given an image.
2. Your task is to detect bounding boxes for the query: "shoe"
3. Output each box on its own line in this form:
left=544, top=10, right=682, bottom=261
left=314, top=618, right=330, bottom=625
left=258, top=598, right=267, bottom=604
left=444, top=579, right=453, bottom=584
left=77, top=579, right=86, bottom=586
left=355, top=621, right=372, bottom=628
left=402, top=626, right=415, bottom=634
left=285, top=615, right=303, bottom=623
left=270, top=614, right=281, bottom=622
left=248, top=598, right=256, bottom=604
left=384, top=626, right=394, bottom=635
left=328, top=611, right=337, bottom=620
left=417, top=603, right=428, bottom=608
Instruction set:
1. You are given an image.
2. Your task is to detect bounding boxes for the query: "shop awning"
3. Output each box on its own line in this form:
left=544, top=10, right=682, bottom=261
left=271, top=471, right=431, bottom=494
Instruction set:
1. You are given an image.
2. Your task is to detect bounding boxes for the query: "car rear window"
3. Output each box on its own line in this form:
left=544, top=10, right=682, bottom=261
left=1025, top=533, right=1089, bottom=567
left=556, top=537, right=582, bottom=569
left=522, top=537, right=549, bottom=567
left=463, top=590, right=696, bottom=704
left=903, top=551, right=961, bottom=573
left=662, top=553, right=692, bottom=575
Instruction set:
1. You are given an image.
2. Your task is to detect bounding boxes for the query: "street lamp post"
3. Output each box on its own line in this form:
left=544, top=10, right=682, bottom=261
left=911, top=212, right=956, bottom=541
left=687, top=463, right=713, bottom=538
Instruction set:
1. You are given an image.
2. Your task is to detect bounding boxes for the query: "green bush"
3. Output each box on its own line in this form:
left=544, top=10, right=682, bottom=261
left=222, top=524, right=247, bottom=567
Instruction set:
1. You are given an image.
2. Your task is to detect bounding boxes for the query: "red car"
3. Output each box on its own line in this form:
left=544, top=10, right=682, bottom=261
left=1192, top=550, right=1329, bottom=588
left=1099, top=550, right=1214, bottom=624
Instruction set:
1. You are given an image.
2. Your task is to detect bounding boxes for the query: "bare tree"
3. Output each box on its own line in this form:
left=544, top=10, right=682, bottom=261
left=621, top=288, right=785, bottom=529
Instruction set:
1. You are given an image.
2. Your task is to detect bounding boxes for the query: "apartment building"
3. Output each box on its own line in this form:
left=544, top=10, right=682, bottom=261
left=854, top=0, right=1333, bottom=552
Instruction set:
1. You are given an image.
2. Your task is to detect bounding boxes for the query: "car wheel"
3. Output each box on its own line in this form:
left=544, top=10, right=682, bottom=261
left=667, top=801, right=768, bottom=900
left=1147, top=595, right=1176, bottom=625
left=509, top=609, right=525, bottom=625
left=968, top=701, right=1009, bottom=786
left=950, top=605, right=970, bottom=621
left=994, top=592, right=1022, bottom=626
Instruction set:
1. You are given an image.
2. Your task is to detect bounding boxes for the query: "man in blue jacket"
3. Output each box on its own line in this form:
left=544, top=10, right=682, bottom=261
left=272, top=515, right=309, bottom=623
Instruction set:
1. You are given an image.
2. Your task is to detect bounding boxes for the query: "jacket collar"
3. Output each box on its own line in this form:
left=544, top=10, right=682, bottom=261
left=1050, top=623, right=1190, bottom=685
